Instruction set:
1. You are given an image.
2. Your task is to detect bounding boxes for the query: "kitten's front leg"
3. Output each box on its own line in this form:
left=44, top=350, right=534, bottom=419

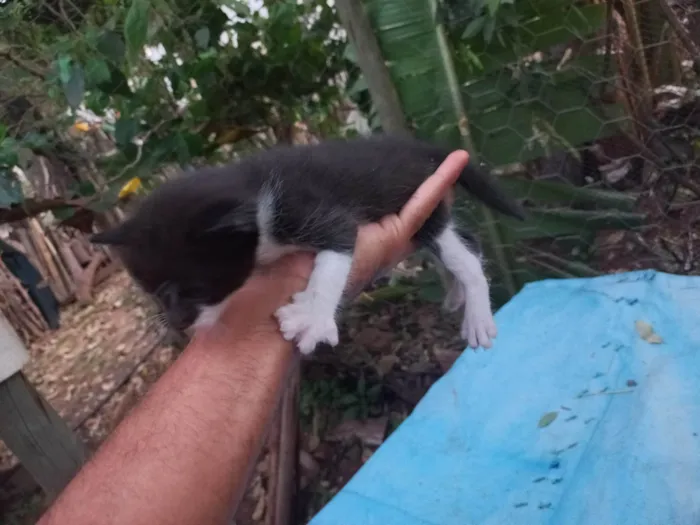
left=275, top=250, right=353, bottom=354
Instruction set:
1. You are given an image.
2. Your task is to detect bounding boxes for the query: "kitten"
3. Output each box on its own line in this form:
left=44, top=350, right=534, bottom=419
left=91, top=134, right=525, bottom=354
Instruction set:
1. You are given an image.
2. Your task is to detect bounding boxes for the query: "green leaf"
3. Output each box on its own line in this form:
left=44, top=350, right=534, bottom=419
left=114, top=118, right=139, bottom=147
left=538, top=411, right=558, bottom=428
left=233, top=1, right=251, bottom=17
left=98, top=66, right=133, bottom=97
left=195, top=27, right=211, bottom=49
left=462, top=17, right=486, bottom=39
left=486, top=0, right=501, bottom=16
left=51, top=207, right=77, bottom=221
left=0, top=172, right=23, bottom=208
left=0, top=139, right=19, bottom=168
left=523, top=249, right=599, bottom=278
left=124, top=0, right=150, bottom=63
left=499, top=209, right=647, bottom=241
left=417, top=282, right=444, bottom=303
left=357, top=374, right=366, bottom=395
left=501, top=178, right=637, bottom=211
left=338, top=393, right=359, bottom=406
left=97, top=31, right=126, bottom=64
left=85, top=58, right=112, bottom=86
left=635, top=320, right=663, bottom=344
left=367, top=384, right=382, bottom=399
left=63, top=64, right=85, bottom=109
left=20, top=132, right=49, bottom=151
left=57, top=56, right=72, bottom=84
left=343, top=406, right=360, bottom=421
left=483, top=15, right=496, bottom=43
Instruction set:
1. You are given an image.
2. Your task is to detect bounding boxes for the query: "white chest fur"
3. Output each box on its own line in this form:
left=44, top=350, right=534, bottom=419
left=255, top=189, right=301, bottom=264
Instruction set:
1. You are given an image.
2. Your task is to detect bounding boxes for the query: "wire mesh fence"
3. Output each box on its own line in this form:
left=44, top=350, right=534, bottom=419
left=0, top=0, right=699, bottom=309
left=354, top=0, right=700, bottom=304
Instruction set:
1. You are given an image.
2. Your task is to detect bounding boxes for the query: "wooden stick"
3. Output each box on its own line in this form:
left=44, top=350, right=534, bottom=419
left=76, top=253, right=105, bottom=304
left=26, top=219, right=67, bottom=301
left=657, top=0, right=700, bottom=73
left=0, top=258, right=49, bottom=339
left=0, top=372, right=86, bottom=500
left=93, top=258, right=121, bottom=285
left=16, top=227, right=45, bottom=282
left=265, top=354, right=300, bottom=525
left=70, top=238, right=92, bottom=265
left=54, top=232, right=85, bottom=282
left=44, top=228, right=76, bottom=296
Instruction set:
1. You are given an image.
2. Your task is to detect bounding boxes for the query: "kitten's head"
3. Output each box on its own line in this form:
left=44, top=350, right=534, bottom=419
left=92, top=173, right=259, bottom=331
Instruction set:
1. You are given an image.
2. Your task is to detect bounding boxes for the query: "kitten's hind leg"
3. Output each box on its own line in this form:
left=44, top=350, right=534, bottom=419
left=433, top=224, right=497, bottom=349
left=275, top=250, right=353, bottom=354
left=430, top=254, right=465, bottom=312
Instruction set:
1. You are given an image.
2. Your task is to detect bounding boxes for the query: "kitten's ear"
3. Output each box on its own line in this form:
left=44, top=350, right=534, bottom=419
left=90, top=224, right=132, bottom=246
left=203, top=201, right=259, bottom=235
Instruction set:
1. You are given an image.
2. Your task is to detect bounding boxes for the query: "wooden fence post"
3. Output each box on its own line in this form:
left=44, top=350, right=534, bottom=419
left=0, top=313, right=86, bottom=500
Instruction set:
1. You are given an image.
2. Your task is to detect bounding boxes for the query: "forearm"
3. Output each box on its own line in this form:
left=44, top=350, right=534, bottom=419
left=39, top=330, right=294, bottom=525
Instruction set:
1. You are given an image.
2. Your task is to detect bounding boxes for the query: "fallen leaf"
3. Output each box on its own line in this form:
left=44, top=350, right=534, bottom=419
left=538, top=411, right=558, bottom=428
left=635, top=320, right=663, bottom=344
left=434, top=349, right=461, bottom=373
left=299, top=450, right=320, bottom=478
left=376, top=355, right=400, bottom=377
left=327, top=416, right=389, bottom=446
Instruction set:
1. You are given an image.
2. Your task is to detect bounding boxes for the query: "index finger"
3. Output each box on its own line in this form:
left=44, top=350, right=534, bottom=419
left=398, top=150, right=469, bottom=237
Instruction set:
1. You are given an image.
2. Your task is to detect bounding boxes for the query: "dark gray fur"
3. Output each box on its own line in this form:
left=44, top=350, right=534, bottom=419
left=92, top=134, right=524, bottom=330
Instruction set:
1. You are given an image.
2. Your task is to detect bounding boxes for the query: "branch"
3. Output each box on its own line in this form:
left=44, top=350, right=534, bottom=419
left=0, top=197, right=88, bottom=224
left=0, top=49, right=47, bottom=80
left=657, top=0, right=700, bottom=73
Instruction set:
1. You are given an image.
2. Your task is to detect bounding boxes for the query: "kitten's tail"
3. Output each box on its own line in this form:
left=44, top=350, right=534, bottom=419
left=456, top=161, right=526, bottom=221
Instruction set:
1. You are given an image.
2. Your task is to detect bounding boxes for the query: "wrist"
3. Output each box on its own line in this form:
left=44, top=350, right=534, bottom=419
left=187, top=319, right=295, bottom=384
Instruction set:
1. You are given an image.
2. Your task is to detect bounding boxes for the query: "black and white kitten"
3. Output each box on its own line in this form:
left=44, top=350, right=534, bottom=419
left=91, top=135, right=525, bottom=354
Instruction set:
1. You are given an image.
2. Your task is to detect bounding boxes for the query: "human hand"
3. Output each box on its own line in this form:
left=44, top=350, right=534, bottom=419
left=198, top=150, right=469, bottom=344
left=347, top=149, right=468, bottom=295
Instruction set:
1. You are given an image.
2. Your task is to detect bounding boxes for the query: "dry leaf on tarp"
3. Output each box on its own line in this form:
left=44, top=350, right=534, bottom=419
left=538, top=411, right=558, bottom=428
left=635, top=320, right=663, bottom=344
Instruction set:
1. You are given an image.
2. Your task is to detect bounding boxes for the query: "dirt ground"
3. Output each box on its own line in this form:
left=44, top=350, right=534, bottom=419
left=0, top=268, right=468, bottom=525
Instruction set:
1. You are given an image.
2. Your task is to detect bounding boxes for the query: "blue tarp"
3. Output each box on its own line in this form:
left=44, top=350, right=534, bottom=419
left=310, top=270, right=700, bottom=525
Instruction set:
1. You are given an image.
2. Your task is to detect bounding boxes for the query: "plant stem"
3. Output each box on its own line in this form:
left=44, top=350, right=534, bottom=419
left=426, top=0, right=517, bottom=296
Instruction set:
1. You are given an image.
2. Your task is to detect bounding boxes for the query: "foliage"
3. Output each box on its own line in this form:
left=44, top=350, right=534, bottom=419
left=352, top=0, right=650, bottom=304
left=0, top=0, right=353, bottom=217
left=301, top=374, right=383, bottom=426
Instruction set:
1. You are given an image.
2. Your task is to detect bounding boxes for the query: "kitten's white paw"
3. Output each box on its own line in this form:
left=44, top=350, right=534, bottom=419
left=275, top=291, right=339, bottom=355
left=461, top=288, right=497, bottom=350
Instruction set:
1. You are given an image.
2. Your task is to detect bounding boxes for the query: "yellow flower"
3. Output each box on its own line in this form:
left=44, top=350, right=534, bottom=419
left=118, top=177, right=142, bottom=198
